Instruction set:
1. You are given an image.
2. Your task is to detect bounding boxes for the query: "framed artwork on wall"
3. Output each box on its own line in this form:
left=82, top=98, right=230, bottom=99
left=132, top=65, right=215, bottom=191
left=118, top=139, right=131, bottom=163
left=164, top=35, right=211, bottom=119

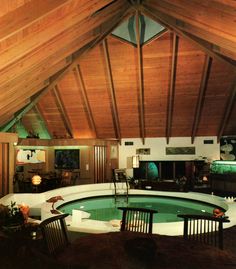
left=166, top=147, right=195, bottom=155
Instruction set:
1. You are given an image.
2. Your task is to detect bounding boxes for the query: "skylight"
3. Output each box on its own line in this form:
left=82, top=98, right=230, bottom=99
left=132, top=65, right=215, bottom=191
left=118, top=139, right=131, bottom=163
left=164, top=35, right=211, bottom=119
left=112, top=14, right=165, bottom=45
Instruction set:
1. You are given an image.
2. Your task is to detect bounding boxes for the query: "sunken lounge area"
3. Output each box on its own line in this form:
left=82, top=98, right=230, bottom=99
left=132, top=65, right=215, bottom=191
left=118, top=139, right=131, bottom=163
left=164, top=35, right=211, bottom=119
left=0, top=0, right=236, bottom=268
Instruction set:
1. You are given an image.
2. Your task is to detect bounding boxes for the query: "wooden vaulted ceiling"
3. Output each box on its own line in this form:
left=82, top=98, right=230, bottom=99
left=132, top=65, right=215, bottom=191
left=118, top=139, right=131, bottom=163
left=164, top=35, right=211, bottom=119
left=0, top=0, right=235, bottom=144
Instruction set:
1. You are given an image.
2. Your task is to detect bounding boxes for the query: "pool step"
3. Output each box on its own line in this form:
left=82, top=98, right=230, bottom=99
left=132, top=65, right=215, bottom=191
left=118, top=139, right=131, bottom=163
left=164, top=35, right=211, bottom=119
left=116, top=191, right=128, bottom=195
left=114, top=194, right=128, bottom=207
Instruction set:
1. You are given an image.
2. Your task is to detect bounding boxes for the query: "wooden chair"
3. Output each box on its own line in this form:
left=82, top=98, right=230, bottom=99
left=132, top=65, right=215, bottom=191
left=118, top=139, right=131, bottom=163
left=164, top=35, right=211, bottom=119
left=60, top=171, right=73, bottom=187
left=39, top=213, right=69, bottom=256
left=178, top=214, right=230, bottom=249
left=118, top=207, right=157, bottom=234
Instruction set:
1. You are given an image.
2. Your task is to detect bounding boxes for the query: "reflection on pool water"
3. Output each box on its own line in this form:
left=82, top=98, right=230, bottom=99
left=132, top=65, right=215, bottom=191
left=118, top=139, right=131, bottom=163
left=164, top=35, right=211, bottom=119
left=59, top=195, right=217, bottom=223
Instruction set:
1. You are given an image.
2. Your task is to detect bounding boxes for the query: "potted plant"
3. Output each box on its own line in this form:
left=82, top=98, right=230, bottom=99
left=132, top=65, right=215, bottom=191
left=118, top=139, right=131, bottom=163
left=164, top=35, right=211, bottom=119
left=0, top=201, right=25, bottom=233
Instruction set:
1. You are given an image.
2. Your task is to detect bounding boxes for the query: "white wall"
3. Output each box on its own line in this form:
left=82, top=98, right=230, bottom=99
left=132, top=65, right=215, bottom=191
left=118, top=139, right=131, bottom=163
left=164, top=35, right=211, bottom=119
left=119, top=137, right=220, bottom=177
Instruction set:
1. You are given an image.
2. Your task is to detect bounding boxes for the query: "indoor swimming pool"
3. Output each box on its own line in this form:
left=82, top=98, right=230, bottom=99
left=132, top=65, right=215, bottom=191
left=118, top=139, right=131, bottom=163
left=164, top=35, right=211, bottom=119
left=58, top=195, right=218, bottom=223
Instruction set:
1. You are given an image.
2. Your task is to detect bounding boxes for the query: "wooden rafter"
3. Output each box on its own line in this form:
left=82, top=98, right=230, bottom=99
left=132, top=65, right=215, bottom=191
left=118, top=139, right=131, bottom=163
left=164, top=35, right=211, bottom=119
left=0, top=0, right=122, bottom=70
left=102, top=38, right=121, bottom=144
left=73, top=65, right=98, bottom=138
left=191, top=55, right=212, bottom=144
left=0, top=88, right=46, bottom=132
left=217, top=78, right=236, bottom=142
left=136, top=10, right=145, bottom=145
left=52, top=85, right=73, bottom=138
left=34, top=104, right=52, bottom=139
left=0, top=6, right=133, bottom=132
left=166, top=33, right=179, bottom=144
left=142, top=1, right=236, bottom=61
left=140, top=6, right=236, bottom=70
left=143, top=28, right=168, bottom=47
left=0, top=0, right=69, bottom=42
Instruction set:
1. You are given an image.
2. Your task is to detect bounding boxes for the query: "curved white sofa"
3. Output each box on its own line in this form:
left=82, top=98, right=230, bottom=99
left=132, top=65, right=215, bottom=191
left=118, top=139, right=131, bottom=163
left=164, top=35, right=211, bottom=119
left=0, top=183, right=235, bottom=235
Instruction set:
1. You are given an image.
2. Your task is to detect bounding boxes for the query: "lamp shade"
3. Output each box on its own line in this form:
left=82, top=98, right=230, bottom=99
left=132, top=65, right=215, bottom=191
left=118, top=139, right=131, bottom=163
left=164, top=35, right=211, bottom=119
left=32, top=175, right=42, bottom=185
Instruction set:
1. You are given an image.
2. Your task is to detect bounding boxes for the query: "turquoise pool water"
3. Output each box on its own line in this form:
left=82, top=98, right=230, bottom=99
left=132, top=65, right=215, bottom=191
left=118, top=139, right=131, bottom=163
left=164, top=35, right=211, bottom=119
left=59, top=195, right=217, bottom=223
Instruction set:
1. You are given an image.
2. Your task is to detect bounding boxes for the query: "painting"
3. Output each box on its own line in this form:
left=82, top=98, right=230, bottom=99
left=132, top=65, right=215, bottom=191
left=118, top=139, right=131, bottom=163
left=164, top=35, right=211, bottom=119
left=166, top=147, right=195, bottom=155
left=136, top=148, right=150, bottom=155
left=220, top=137, right=236, bottom=160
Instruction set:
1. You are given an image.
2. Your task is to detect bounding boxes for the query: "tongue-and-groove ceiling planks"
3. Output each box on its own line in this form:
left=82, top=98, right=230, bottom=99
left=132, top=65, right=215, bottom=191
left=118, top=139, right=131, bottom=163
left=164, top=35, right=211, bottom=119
left=0, top=0, right=235, bottom=143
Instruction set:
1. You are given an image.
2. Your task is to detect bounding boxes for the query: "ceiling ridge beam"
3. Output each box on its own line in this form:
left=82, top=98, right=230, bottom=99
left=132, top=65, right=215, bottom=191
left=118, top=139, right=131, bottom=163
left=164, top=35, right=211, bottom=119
left=191, top=55, right=212, bottom=144
left=34, top=104, right=52, bottom=139
left=73, top=65, right=98, bottom=138
left=217, top=78, right=236, bottom=142
left=140, top=5, right=236, bottom=71
left=136, top=10, right=145, bottom=145
left=52, top=85, right=73, bottom=138
left=166, top=33, right=179, bottom=144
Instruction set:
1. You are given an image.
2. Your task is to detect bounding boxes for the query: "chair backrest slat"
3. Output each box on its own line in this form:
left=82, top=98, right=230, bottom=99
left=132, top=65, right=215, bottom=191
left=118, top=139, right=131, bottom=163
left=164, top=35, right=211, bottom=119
left=178, top=214, right=230, bottom=249
left=40, top=213, right=69, bottom=255
left=118, top=207, right=157, bottom=234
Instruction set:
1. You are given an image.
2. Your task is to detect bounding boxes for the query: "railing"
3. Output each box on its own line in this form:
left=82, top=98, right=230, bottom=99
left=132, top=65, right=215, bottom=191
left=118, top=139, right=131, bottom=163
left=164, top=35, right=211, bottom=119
left=177, top=214, right=230, bottom=249
left=113, top=169, right=129, bottom=203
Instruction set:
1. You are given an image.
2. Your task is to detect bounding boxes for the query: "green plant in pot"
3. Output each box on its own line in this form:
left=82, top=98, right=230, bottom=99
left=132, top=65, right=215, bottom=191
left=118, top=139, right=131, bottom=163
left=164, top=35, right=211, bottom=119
left=0, top=201, right=25, bottom=233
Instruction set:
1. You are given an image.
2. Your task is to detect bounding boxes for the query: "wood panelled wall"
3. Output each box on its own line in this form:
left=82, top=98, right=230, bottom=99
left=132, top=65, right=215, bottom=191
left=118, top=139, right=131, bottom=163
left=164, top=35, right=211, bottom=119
left=94, top=145, right=106, bottom=183
left=0, top=143, right=9, bottom=197
left=17, top=138, right=118, bottom=184
left=0, top=133, right=18, bottom=196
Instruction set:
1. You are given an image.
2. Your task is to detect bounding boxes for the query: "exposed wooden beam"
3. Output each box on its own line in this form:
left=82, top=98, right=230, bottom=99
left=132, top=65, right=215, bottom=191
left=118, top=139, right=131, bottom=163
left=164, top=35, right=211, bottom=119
left=0, top=79, right=50, bottom=120
left=0, top=0, right=118, bottom=69
left=140, top=6, right=236, bottom=70
left=103, top=38, right=121, bottom=144
left=73, top=65, right=98, bottom=138
left=0, top=0, right=69, bottom=42
left=52, top=85, right=73, bottom=138
left=0, top=58, right=70, bottom=109
left=142, top=1, right=236, bottom=60
left=0, top=0, right=130, bottom=90
left=166, top=33, right=179, bottom=144
left=191, top=55, right=212, bottom=144
left=0, top=6, right=133, bottom=132
left=0, top=89, right=45, bottom=132
left=143, top=29, right=168, bottom=47
left=136, top=10, right=145, bottom=145
left=217, top=78, right=236, bottom=142
left=182, top=32, right=236, bottom=68
left=34, top=104, right=52, bottom=139
left=0, top=115, right=14, bottom=129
